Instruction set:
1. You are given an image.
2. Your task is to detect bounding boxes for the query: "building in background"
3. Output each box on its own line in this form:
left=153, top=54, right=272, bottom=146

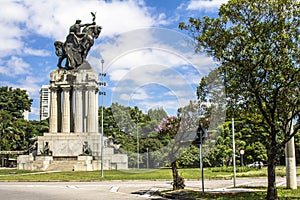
left=23, top=110, right=29, bottom=121
left=39, top=85, right=50, bottom=120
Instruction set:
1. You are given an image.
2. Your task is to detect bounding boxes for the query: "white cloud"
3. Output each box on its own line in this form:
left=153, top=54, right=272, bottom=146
left=0, top=0, right=165, bottom=58
left=22, top=0, right=162, bottom=40
left=0, top=74, right=45, bottom=99
left=187, top=0, right=228, bottom=12
left=0, top=56, right=30, bottom=77
left=110, top=64, right=197, bottom=111
left=130, top=87, right=151, bottom=100
left=18, top=75, right=46, bottom=98
left=94, top=28, right=215, bottom=79
left=0, top=1, right=28, bottom=56
left=0, top=0, right=28, bottom=22
left=23, top=48, right=51, bottom=56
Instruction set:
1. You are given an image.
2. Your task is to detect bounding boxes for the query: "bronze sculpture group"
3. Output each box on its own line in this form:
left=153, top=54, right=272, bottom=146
left=54, top=13, right=102, bottom=70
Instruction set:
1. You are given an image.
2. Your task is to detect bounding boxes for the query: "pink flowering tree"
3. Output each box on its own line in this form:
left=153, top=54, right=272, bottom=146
left=155, top=115, right=185, bottom=190
left=155, top=116, right=180, bottom=139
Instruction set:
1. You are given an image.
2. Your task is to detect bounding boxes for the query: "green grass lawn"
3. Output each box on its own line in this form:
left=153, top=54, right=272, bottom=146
left=0, top=166, right=299, bottom=181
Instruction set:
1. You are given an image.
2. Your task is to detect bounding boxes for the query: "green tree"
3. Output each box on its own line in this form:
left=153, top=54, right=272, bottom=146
left=179, top=0, right=300, bottom=199
left=99, top=103, right=166, bottom=168
left=204, top=123, right=233, bottom=167
left=294, top=129, right=300, bottom=165
left=204, top=120, right=267, bottom=167
left=28, top=119, right=49, bottom=138
left=0, top=111, right=29, bottom=151
left=0, top=86, right=34, bottom=155
left=0, top=110, right=13, bottom=152
left=177, top=145, right=199, bottom=167
left=0, top=86, right=32, bottom=118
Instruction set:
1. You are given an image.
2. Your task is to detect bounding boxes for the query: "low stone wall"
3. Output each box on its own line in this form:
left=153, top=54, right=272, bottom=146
left=17, top=152, right=128, bottom=171
left=17, top=155, right=34, bottom=170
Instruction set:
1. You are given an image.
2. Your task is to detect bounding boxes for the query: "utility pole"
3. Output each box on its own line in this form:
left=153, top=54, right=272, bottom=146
left=232, top=118, right=236, bottom=187
left=99, top=59, right=106, bottom=177
left=197, top=124, right=205, bottom=193
left=200, top=132, right=204, bottom=193
left=136, top=114, right=139, bottom=169
left=146, top=147, right=149, bottom=169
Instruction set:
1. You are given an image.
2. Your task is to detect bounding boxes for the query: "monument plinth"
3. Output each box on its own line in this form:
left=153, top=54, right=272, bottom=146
left=38, top=60, right=100, bottom=159
left=49, top=61, right=99, bottom=134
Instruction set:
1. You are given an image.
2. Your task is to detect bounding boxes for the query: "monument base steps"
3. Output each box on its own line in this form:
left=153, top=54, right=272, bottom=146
left=46, top=160, right=78, bottom=171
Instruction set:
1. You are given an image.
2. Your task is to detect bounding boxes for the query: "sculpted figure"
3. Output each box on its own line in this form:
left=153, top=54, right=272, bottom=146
left=54, top=13, right=102, bottom=70
left=69, top=19, right=93, bottom=38
left=81, top=141, right=92, bottom=156
left=40, top=142, right=52, bottom=156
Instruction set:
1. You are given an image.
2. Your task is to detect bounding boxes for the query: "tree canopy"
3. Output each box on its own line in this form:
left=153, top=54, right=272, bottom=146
left=179, top=0, right=300, bottom=199
left=0, top=86, right=47, bottom=155
left=0, top=86, right=32, bottom=119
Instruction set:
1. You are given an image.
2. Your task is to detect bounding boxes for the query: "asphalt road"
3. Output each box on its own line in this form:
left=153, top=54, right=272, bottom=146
left=0, top=177, right=299, bottom=200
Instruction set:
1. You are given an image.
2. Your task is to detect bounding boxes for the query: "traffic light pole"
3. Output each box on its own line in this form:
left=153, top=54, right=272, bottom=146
left=200, top=134, right=204, bottom=193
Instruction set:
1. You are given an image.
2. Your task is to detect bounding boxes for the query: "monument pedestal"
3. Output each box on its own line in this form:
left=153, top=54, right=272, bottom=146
left=18, top=61, right=128, bottom=171
left=17, top=155, right=34, bottom=170
left=38, top=133, right=101, bottom=158
left=74, top=156, right=93, bottom=171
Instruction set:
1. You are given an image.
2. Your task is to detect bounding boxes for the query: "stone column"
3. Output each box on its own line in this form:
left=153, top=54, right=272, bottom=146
left=49, top=87, right=58, bottom=133
left=87, top=87, right=96, bottom=133
left=61, top=87, right=71, bottom=133
left=57, top=89, right=62, bottom=132
left=74, top=87, right=83, bottom=133
left=70, top=88, right=74, bottom=133
left=83, top=89, right=87, bottom=133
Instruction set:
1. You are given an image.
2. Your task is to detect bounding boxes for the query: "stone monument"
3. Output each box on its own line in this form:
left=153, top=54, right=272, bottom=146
left=18, top=14, right=128, bottom=171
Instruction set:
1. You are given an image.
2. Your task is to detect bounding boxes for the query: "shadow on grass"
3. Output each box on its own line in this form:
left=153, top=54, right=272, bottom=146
left=157, top=187, right=300, bottom=200
left=160, top=189, right=265, bottom=200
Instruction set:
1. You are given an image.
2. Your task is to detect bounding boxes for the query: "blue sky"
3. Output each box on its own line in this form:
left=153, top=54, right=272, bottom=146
left=0, top=0, right=227, bottom=120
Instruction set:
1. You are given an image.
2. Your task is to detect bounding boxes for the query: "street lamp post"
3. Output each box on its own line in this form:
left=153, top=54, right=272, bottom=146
left=136, top=114, right=139, bottom=169
left=232, top=118, right=236, bottom=187
left=146, top=147, right=149, bottom=169
left=99, top=59, right=106, bottom=177
left=200, top=133, right=204, bottom=192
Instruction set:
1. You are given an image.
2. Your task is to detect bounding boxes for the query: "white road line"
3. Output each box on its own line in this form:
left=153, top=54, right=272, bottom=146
left=109, top=186, right=120, bottom=193
left=66, top=185, right=79, bottom=189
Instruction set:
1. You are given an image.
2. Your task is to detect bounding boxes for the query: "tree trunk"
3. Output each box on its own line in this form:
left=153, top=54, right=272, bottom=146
left=266, top=152, right=278, bottom=200
left=171, top=161, right=185, bottom=190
